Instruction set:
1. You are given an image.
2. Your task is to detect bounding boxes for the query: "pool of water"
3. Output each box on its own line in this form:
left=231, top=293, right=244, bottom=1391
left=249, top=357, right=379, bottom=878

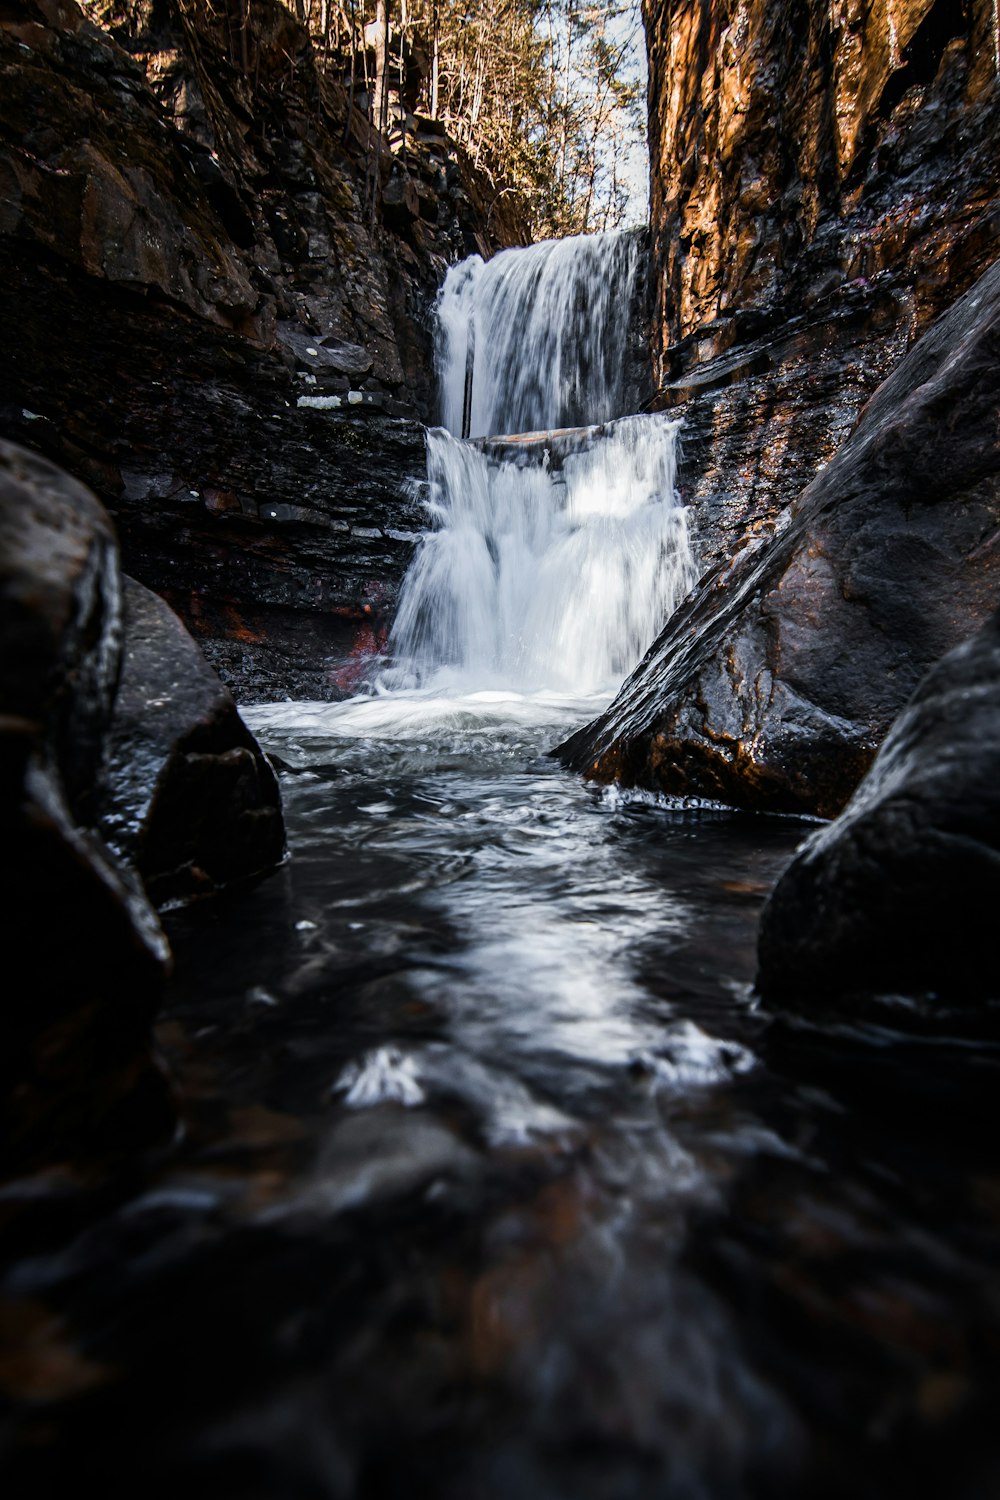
left=3, top=694, right=1000, bottom=1500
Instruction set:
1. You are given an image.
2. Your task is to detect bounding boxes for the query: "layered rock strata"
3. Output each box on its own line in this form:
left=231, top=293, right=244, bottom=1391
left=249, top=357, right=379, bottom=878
left=558, top=255, right=1000, bottom=818
left=560, top=2, right=1000, bottom=810
left=643, top=0, right=1000, bottom=566
left=0, top=0, right=522, bottom=700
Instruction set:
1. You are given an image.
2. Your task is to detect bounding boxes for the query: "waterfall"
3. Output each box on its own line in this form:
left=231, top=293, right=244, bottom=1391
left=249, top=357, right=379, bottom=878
left=436, top=231, right=641, bottom=438
left=390, top=418, right=696, bottom=697
left=377, top=231, right=695, bottom=706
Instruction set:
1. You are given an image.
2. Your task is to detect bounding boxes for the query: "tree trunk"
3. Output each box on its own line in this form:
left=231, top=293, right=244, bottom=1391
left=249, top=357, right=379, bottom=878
left=374, top=0, right=390, bottom=138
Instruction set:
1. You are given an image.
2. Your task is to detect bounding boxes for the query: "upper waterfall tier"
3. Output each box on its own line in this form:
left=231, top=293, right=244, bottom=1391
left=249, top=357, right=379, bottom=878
left=436, top=232, right=642, bottom=439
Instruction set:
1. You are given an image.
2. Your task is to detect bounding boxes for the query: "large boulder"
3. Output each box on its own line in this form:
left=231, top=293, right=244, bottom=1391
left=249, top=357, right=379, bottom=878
left=101, top=577, right=285, bottom=905
left=0, top=441, right=172, bottom=1168
left=757, top=609, right=1000, bottom=1004
left=0, top=440, right=288, bottom=1170
left=0, top=439, right=121, bottom=823
left=558, top=254, right=1000, bottom=818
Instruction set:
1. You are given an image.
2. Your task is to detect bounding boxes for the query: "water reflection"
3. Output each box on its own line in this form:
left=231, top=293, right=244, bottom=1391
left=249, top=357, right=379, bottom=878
left=2, top=697, right=999, bottom=1499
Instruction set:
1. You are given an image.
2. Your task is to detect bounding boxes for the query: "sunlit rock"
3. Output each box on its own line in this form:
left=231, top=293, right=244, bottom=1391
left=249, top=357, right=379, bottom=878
left=643, top=0, right=1000, bottom=565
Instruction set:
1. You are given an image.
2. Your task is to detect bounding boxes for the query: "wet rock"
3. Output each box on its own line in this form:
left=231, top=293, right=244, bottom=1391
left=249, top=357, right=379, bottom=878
left=1, top=752, right=173, bottom=1173
left=100, top=578, right=285, bottom=906
left=278, top=322, right=374, bottom=379
left=757, top=609, right=1000, bottom=1004
left=0, top=0, right=524, bottom=702
left=644, top=0, right=1000, bottom=563
left=0, top=441, right=172, bottom=1170
left=558, top=255, right=1000, bottom=817
left=0, top=440, right=120, bottom=823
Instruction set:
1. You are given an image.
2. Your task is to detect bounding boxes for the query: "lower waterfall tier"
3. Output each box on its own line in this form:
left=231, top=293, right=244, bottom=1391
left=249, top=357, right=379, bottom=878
left=387, top=415, right=697, bottom=698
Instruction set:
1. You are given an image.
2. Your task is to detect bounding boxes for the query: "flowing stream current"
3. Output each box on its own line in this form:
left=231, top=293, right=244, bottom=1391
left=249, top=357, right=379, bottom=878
left=7, top=233, right=1000, bottom=1499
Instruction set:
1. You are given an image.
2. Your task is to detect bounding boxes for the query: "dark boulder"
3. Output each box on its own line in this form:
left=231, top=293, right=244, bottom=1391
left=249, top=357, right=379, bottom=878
left=1, top=746, right=173, bottom=1172
left=558, top=254, right=1000, bottom=818
left=101, top=577, right=285, bottom=906
left=757, top=609, right=1000, bottom=1005
left=0, top=439, right=121, bottom=824
left=0, top=441, right=287, bottom=1169
left=0, top=441, right=172, bottom=1169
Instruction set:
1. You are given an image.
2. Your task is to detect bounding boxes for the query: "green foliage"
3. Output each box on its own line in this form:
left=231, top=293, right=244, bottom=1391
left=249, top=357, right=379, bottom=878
left=304, top=0, right=647, bottom=237
left=84, top=0, right=646, bottom=239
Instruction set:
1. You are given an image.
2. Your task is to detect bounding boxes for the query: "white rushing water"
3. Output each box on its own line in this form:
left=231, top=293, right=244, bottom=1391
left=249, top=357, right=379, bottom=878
left=364, top=228, right=697, bottom=713
left=255, top=230, right=694, bottom=737
left=388, top=416, right=696, bottom=698
left=437, top=230, right=641, bottom=438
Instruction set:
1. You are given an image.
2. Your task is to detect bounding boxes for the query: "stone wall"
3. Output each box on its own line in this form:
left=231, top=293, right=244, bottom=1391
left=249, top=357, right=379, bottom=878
left=559, top=1, right=1000, bottom=815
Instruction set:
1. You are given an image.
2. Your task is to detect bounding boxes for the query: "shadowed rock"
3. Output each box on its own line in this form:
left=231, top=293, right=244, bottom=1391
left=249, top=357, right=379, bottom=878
left=0, top=0, right=527, bottom=701
left=557, top=255, right=1000, bottom=818
left=0, top=442, right=286, bottom=1169
left=101, top=577, right=285, bottom=905
left=0, top=440, right=121, bottom=823
left=0, top=441, right=172, bottom=1168
left=757, top=609, right=1000, bottom=1005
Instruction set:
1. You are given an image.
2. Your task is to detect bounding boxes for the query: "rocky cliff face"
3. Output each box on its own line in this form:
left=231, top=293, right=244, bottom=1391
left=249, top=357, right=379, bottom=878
left=643, top=0, right=1000, bottom=565
left=560, top=1, right=1000, bottom=812
left=559, top=254, right=1000, bottom=814
left=0, top=0, right=523, bottom=699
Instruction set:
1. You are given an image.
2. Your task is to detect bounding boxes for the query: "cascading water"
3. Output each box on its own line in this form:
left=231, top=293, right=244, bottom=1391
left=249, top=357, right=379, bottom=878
left=389, top=418, right=695, bottom=696
left=437, top=230, right=641, bottom=438
left=380, top=228, right=695, bottom=709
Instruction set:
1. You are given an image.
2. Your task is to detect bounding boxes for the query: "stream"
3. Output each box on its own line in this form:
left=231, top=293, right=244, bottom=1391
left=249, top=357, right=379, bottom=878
left=6, top=706, right=999, bottom=1499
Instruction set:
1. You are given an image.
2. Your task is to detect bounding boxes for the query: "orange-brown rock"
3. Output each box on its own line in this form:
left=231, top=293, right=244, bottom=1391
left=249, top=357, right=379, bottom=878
left=644, top=0, right=1000, bottom=561
left=560, top=3, right=1000, bottom=811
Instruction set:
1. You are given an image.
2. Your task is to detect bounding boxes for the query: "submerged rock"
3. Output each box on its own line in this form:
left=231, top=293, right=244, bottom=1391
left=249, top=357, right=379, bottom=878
left=101, top=578, right=285, bottom=906
left=558, top=254, right=1000, bottom=817
left=757, top=609, right=1000, bottom=1005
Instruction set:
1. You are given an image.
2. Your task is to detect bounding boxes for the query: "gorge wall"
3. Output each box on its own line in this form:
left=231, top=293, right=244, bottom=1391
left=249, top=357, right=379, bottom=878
left=0, top=0, right=525, bottom=699
left=561, top=0, right=1000, bottom=816
left=643, top=0, right=1000, bottom=563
